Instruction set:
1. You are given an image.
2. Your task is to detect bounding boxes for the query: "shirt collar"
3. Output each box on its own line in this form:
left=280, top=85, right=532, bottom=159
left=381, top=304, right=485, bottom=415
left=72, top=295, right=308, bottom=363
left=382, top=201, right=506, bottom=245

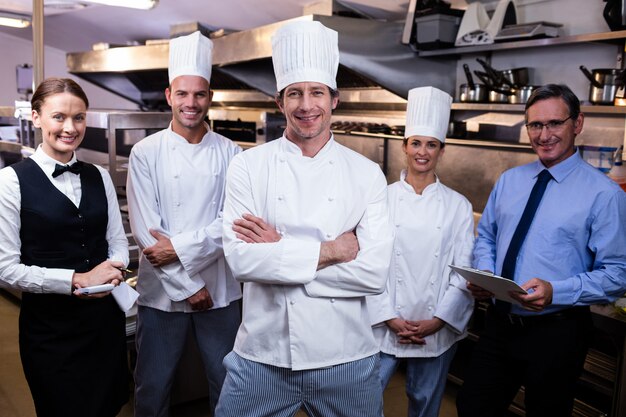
left=533, top=148, right=582, bottom=183
left=399, top=169, right=440, bottom=195
left=167, top=122, right=212, bottom=144
left=30, top=145, right=78, bottom=177
left=280, top=133, right=335, bottom=158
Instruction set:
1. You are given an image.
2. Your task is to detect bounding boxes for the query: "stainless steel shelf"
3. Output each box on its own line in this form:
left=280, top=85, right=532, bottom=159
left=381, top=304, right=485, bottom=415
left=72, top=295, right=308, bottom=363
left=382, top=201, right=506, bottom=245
left=419, top=30, right=626, bottom=57
left=452, top=103, right=626, bottom=114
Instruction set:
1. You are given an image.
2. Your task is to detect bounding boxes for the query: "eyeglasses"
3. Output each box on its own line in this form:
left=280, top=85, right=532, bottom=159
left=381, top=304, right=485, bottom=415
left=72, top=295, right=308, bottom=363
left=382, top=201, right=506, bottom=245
left=525, top=116, right=572, bottom=135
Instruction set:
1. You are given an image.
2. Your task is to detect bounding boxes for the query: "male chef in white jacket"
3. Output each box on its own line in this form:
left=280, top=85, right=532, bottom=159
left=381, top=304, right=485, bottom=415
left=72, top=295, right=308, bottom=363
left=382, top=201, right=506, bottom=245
left=215, top=21, right=394, bottom=417
left=126, top=31, right=242, bottom=417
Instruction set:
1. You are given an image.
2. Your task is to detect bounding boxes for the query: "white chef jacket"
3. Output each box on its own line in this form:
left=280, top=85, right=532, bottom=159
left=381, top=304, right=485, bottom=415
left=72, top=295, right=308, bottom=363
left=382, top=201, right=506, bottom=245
left=223, top=135, right=394, bottom=370
left=0, top=146, right=129, bottom=294
left=367, top=171, right=475, bottom=358
left=126, top=123, right=242, bottom=312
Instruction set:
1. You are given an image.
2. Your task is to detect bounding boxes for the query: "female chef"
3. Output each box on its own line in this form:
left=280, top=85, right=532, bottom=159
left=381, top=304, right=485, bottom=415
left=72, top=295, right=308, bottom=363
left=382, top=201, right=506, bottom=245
left=0, top=77, right=129, bottom=417
left=367, top=86, right=475, bottom=417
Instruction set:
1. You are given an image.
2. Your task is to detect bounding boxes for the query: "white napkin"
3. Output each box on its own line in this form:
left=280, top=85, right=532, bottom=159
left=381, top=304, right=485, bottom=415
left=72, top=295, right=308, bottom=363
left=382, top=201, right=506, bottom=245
left=112, top=282, right=139, bottom=312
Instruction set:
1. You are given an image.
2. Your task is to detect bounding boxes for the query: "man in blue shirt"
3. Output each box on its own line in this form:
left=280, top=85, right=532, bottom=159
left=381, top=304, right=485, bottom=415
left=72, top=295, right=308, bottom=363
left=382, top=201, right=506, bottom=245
left=456, top=84, right=626, bottom=417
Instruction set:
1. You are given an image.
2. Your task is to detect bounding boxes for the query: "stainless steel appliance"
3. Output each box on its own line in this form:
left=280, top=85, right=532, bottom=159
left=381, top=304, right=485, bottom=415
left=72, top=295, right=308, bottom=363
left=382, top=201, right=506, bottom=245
left=66, top=15, right=456, bottom=109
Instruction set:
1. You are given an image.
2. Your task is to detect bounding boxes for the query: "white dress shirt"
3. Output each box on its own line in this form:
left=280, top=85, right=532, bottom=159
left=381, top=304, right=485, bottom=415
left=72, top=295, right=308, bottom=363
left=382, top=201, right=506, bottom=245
left=0, top=146, right=129, bottom=294
left=223, top=135, right=395, bottom=370
left=367, top=171, right=475, bottom=358
left=126, top=123, right=242, bottom=312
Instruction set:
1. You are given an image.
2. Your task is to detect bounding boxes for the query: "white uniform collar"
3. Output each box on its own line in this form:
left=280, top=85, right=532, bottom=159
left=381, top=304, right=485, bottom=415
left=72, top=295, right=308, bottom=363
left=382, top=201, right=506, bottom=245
left=31, top=145, right=78, bottom=177
left=279, top=132, right=335, bottom=159
left=167, top=121, right=212, bottom=144
left=399, top=168, right=440, bottom=195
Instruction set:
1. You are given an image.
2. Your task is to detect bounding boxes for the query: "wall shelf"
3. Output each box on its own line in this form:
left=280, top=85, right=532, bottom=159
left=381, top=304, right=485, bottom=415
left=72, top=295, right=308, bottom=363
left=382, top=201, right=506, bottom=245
left=452, top=103, right=626, bottom=114
left=418, top=30, right=626, bottom=58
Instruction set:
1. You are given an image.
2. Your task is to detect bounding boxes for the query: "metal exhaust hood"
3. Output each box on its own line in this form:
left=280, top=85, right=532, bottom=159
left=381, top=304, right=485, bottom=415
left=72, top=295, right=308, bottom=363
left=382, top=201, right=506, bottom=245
left=66, top=14, right=456, bottom=110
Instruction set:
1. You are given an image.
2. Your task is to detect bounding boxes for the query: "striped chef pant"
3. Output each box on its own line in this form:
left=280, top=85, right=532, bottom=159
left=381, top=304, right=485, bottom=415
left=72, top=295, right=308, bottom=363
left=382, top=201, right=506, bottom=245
left=215, top=351, right=382, bottom=417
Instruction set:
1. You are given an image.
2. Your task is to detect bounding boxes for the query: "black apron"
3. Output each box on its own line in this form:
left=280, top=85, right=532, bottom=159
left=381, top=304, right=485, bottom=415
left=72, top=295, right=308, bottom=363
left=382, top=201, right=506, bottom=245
left=13, top=158, right=128, bottom=417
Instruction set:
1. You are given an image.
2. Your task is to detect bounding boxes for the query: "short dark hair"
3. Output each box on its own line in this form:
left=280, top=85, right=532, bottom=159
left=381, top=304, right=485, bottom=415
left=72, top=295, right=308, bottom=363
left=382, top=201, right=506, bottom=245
left=31, top=77, right=89, bottom=113
left=275, top=85, right=340, bottom=102
left=525, top=84, right=580, bottom=122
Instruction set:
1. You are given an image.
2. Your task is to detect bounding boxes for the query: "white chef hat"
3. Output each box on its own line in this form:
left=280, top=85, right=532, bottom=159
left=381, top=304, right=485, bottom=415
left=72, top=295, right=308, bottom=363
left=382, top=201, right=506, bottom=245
left=405, top=86, right=453, bottom=143
left=168, top=31, right=213, bottom=84
left=271, top=20, right=339, bottom=92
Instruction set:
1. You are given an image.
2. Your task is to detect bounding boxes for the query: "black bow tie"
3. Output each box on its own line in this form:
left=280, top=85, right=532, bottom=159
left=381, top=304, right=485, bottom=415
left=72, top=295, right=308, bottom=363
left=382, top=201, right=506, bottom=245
left=52, top=161, right=83, bottom=178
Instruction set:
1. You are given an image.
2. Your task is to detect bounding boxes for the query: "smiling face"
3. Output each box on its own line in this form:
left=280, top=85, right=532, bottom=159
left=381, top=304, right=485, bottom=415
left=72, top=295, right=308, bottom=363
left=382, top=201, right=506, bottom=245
left=526, top=97, right=583, bottom=168
left=277, top=81, right=338, bottom=147
left=166, top=75, right=212, bottom=141
left=32, top=92, right=87, bottom=164
left=403, top=135, right=445, bottom=176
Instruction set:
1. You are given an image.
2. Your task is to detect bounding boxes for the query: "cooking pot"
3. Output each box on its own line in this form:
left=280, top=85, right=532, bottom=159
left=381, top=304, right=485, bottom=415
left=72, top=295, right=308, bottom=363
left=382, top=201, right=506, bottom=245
left=474, top=70, right=536, bottom=104
left=459, top=83, right=488, bottom=102
left=476, top=58, right=530, bottom=88
left=447, top=121, right=467, bottom=138
left=474, top=70, right=508, bottom=103
left=506, top=85, right=537, bottom=105
left=459, top=63, right=487, bottom=102
left=579, top=65, right=624, bottom=105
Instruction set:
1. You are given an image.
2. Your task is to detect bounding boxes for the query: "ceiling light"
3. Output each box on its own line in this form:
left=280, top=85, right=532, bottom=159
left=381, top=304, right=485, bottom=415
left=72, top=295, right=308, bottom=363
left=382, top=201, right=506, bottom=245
left=81, top=0, right=158, bottom=10
left=0, top=12, right=30, bottom=28
left=45, top=1, right=89, bottom=11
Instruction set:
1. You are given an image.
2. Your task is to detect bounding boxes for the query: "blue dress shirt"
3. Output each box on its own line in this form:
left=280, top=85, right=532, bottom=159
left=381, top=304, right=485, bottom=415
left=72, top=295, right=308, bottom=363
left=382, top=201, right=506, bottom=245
left=473, top=150, right=626, bottom=315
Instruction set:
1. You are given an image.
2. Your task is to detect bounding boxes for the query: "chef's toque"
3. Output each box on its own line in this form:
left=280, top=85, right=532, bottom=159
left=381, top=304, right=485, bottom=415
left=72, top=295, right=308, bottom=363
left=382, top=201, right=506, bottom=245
left=405, top=87, right=452, bottom=143
left=271, top=20, right=339, bottom=92
left=168, top=31, right=213, bottom=84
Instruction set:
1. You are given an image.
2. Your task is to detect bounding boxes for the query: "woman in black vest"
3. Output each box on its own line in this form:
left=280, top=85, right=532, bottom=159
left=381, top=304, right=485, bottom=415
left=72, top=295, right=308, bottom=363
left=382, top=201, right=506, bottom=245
left=0, top=78, right=130, bottom=417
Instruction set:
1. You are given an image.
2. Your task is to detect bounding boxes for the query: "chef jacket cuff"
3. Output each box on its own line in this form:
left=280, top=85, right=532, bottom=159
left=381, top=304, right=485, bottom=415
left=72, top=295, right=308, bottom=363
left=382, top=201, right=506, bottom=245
left=44, top=268, right=74, bottom=294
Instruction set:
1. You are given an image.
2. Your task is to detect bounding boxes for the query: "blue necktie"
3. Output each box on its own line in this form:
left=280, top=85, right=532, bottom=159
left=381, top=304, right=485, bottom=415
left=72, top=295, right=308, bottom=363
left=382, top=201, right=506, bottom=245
left=497, top=169, right=553, bottom=310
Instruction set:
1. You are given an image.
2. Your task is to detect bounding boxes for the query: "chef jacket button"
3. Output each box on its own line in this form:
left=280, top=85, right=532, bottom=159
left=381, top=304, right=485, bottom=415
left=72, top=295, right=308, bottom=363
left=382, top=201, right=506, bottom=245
left=85, top=259, right=90, bottom=265
left=174, top=174, right=179, bottom=179
left=172, top=146, right=176, bottom=151
left=175, top=202, right=181, bottom=207
left=278, top=196, right=283, bottom=201
left=396, top=305, right=402, bottom=310
left=434, top=252, right=439, bottom=257
left=330, top=298, right=335, bottom=303
left=395, top=224, right=400, bottom=227
left=328, top=196, right=334, bottom=202
left=399, top=197, right=403, bottom=201
left=325, top=233, right=332, bottom=239
left=329, top=160, right=334, bottom=165
left=81, top=243, right=86, bottom=248
left=397, top=278, right=403, bottom=283
left=279, top=158, right=285, bottom=162
left=279, top=230, right=284, bottom=237
left=436, top=225, right=441, bottom=229
left=428, top=306, right=433, bottom=311
left=396, top=251, right=401, bottom=256
left=290, top=300, right=295, bottom=305
left=212, top=201, right=216, bottom=205
left=431, top=280, right=435, bottom=285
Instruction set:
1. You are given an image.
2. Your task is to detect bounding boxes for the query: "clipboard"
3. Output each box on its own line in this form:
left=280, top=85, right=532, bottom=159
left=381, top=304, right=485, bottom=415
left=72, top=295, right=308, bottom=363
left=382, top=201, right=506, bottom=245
left=450, top=265, right=528, bottom=305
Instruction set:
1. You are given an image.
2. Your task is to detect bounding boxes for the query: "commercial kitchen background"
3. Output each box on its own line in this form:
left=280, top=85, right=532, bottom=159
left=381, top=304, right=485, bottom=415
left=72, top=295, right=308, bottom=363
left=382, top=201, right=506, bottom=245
left=0, top=1, right=625, bottom=417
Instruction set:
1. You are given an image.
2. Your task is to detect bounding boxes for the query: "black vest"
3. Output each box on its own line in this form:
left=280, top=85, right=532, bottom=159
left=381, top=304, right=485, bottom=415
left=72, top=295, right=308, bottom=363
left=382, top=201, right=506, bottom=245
left=12, top=157, right=109, bottom=272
